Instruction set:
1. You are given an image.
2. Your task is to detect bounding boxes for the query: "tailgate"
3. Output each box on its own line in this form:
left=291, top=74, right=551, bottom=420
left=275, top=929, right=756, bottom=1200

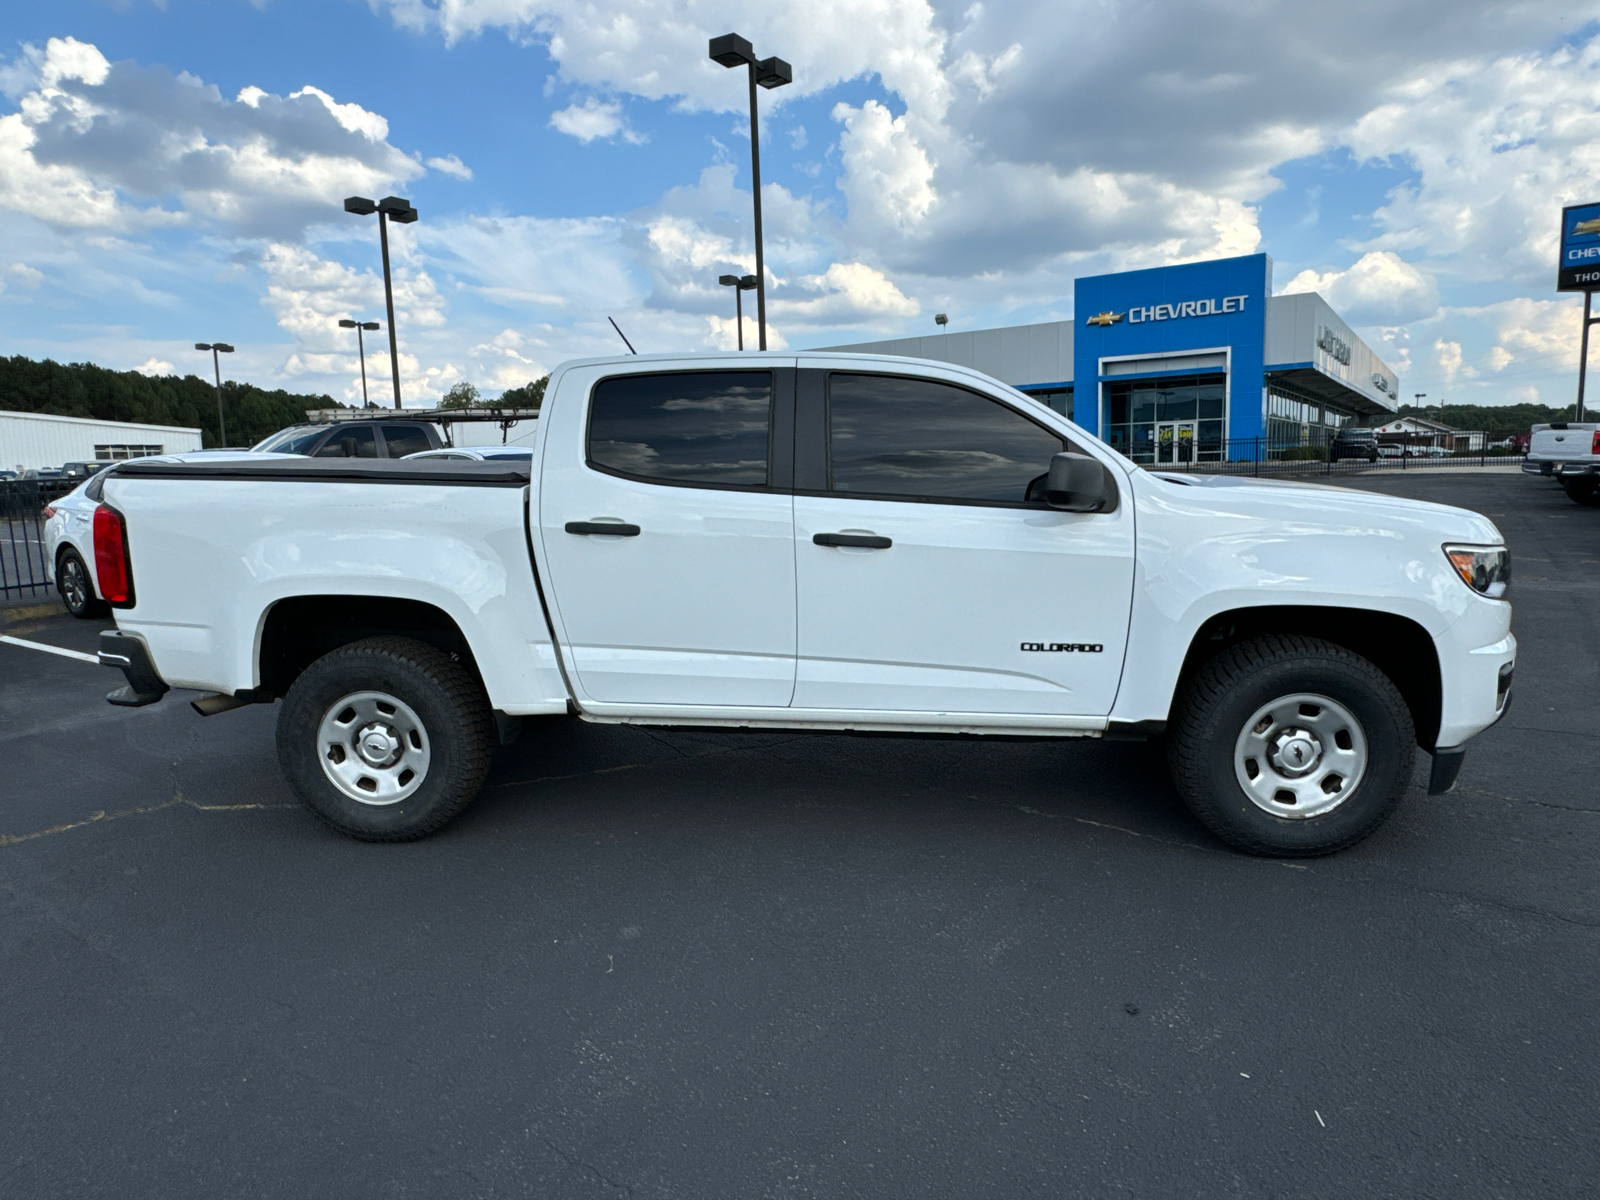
left=1530, top=426, right=1597, bottom=459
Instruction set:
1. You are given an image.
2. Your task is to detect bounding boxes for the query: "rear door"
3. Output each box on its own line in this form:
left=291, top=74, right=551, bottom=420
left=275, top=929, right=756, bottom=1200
left=791, top=365, right=1135, bottom=717
left=537, top=362, right=798, bottom=708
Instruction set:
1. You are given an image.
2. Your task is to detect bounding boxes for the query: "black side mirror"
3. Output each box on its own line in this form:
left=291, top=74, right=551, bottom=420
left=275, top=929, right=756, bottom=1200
left=1044, top=452, right=1110, bottom=512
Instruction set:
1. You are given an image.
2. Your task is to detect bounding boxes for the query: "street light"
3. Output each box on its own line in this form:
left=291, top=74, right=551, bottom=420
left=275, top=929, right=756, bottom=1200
left=338, top=319, right=382, bottom=407
left=194, top=342, right=234, bottom=447
left=934, top=313, right=948, bottom=328
left=717, top=273, right=758, bottom=350
left=344, top=194, right=418, bottom=408
left=709, top=32, right=791, bottom=351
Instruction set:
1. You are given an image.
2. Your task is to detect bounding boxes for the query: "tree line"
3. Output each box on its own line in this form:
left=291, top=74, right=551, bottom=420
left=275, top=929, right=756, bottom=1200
left=1395, top=401, right=1580, bottom=440
left=0, top=355, right=344, bottom=449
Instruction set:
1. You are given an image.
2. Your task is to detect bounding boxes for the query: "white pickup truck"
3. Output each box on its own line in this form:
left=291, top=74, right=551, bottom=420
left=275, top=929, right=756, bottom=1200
left=1523, top=422, right=1600, bottom=504
left=92, top=352, right=1515, bottom=856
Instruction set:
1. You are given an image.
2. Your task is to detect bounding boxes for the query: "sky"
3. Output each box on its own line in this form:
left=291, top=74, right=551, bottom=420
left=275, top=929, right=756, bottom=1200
left=2, top=0, right=1600, bottom=408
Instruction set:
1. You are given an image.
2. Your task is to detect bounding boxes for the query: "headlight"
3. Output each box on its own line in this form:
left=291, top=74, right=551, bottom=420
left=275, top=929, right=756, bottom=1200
left=1443, top=544, right=1511, bottom=599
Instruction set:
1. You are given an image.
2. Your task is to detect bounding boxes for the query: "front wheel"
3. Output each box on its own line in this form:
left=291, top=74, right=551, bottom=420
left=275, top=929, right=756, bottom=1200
left=277, top=636, right=496, bottom=841
left=1167, top=635, right=1415, bottom=856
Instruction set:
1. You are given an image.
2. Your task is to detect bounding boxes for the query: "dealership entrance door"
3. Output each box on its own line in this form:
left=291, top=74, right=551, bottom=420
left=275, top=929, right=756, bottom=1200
left=1155, top=421, right=1196, bottom=464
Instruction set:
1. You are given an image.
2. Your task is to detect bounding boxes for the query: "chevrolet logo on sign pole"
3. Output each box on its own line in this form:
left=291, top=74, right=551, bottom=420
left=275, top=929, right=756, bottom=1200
left=1085, top=311, right=1124, bottom=327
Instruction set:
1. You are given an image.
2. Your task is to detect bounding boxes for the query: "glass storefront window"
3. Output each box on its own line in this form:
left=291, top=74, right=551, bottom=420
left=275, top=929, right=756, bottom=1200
left=1102, top=373, right=1227, bottom=464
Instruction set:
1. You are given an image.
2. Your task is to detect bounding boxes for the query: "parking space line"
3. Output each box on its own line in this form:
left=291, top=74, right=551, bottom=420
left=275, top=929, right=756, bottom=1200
left=0, top=634, right=100, bottom=664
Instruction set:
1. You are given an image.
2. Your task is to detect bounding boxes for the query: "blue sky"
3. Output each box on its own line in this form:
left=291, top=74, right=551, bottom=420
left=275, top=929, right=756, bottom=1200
left=2, top=0, right=1599, bottom=407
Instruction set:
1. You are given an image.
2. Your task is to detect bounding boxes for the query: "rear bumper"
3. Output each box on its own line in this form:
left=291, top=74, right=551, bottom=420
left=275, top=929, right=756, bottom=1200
left=1523, top=458, right=1599, bottom=477
left=99, top=630, right=169, bottom=707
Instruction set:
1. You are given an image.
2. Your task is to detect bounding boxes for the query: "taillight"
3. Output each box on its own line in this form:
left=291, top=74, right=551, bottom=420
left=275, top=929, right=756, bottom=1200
left=93, top=504, right=133, bottom=606
left=1591, top=430, right=1600, bottom=454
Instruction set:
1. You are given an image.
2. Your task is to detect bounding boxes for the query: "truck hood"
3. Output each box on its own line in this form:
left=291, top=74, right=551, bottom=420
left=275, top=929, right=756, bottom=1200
left=1142, top=470, right=1503, bottom=544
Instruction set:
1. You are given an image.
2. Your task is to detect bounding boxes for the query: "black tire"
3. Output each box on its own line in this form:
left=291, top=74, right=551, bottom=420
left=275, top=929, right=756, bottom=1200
left=1167, top=635, right=1415, bottom=857
left=58, top=548, right=109, bottom=618
left=276, top=636, right=496, bottom=841
left=1561, top=477, right=1599, bottom=506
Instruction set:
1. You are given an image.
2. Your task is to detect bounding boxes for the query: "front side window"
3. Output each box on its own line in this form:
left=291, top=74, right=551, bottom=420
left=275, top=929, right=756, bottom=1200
left=253, top=426, right=327, bottom=455
left=315, top=426, right=378, bottom=458
left=827, top=373, right=1065, bottom=505
left=588, top=371, right=771, bottom=488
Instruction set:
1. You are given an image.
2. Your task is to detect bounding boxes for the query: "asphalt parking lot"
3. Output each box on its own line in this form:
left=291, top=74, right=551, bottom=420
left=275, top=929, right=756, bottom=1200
left=2, top=469, right=1595, bottom=1199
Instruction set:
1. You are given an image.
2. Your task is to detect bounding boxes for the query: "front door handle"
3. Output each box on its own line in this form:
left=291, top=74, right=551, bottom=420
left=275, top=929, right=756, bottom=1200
left=565, top=521, right=641, bottom=536
left=813, top=532, right=892, bottom=549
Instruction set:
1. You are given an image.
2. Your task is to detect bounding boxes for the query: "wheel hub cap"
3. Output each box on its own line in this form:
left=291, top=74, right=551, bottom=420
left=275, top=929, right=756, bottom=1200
left=316, top=691, right=430, bottom=806
left=1233, top=693, right=1368, bottom=820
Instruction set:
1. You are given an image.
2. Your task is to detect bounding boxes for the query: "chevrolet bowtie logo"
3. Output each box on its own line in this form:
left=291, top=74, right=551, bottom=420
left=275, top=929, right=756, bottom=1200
left=1575, top=218, right=1600, bottom=235
left=1085, top=311, right=1125, bottom=327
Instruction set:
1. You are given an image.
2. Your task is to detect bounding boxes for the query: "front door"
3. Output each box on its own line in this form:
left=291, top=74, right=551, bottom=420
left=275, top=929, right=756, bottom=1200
left=1155, top=421, right=1196, bottom=465
left=791, top=367, right=1135, bottom=717
left=538, top=364, right=798, bottom=708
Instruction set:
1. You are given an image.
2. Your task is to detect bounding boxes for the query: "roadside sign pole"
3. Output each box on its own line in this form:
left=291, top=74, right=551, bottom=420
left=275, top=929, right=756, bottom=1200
left=1579, top=290, right=1596, bottom=423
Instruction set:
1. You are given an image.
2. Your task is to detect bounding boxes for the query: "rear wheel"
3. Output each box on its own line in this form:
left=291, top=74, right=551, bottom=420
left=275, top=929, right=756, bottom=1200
left=1168, top=635, right=1414, bottom=856
left=277, top=636, right=495, bottom=841
left=58, top=549, right=108, bottom=618
left=1561, top=477, right=1599, bottom=506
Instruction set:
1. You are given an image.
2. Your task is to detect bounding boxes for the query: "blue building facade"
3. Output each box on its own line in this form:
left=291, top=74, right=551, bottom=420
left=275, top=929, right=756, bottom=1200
left=824, top=253, right=1400, bottom=466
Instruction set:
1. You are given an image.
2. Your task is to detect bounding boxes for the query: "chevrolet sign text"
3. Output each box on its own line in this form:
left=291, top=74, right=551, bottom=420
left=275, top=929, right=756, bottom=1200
left=1126, top=295, right=1249, bottom=323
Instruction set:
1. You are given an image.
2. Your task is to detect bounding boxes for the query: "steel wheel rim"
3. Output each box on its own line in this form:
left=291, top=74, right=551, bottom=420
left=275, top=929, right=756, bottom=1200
left=61, top=557, right=88, bottom=612
left=316, top=690, right=431, bottom=807
left=1233, top=692, right=1367, bottom=819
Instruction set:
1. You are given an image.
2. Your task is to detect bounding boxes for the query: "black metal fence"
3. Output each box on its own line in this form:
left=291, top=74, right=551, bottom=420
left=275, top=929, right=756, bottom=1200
left=1132, top=433, right=1520, bottom=478
left=1, top=479, right=73, bottom=602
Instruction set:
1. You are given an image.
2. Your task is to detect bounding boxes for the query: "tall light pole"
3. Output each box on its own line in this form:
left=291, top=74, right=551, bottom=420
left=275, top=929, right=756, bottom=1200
left=339, top=319, right=382, bottom=406
left=709, top=33, right=791, bottom=351
left=718, top=273, right=758, bottom=350
left=344, top=195, right=418, bottom=408
left=194, top=342, right=234, bottom=447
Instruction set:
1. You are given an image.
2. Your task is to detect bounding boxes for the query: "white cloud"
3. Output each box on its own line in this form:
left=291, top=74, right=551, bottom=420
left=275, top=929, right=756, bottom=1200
left=549, top=98, right=645, bottom=144
left=133, top=356, right=173, bottom=376
left=0, top=37, right=423, bottom=239
left=1281, top=251, right=1440, bottom=325
left=426, top=153, right=473, bottom=180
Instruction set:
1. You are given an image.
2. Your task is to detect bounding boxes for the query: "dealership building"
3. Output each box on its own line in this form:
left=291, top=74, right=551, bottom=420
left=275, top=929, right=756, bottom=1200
left=823, top=254, right=1401, bottom=464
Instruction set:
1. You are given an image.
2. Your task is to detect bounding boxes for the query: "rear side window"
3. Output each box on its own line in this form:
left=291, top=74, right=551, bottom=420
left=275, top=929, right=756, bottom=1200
left=588, top=371, right=771, bottom=488
left=827, top=373, right=1066, bottom=505
left=380, top=424, right=433, bottom=458
left=315, top=426, right=378, bottom=458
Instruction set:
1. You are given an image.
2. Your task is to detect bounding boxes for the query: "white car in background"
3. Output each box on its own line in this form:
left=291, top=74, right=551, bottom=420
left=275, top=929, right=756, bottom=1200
left=44, top=452, right=294, bottom=618
left=401, top=446, right=534, bottom=462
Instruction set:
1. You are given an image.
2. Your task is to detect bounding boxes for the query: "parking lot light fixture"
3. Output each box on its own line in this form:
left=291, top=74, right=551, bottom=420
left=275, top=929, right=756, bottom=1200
left=194, top=342, right=234, bottom=447
left=339, top=319, right=383, bottom=407
left=344, top=194, right=418, bottom=409
left=710, top=32, right=791, bottom=352
left=718, top=274, right=759, bottom=350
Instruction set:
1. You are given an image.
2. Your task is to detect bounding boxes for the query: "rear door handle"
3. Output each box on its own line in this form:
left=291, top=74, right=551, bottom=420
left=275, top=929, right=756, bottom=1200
left=565, top=521, right=641, bottom=536
left=813, top=532, right=892, bottom=549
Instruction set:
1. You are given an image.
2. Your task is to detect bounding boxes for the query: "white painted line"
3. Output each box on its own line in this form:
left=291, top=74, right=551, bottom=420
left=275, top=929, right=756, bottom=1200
left=0, top=634, right=100, bottom=664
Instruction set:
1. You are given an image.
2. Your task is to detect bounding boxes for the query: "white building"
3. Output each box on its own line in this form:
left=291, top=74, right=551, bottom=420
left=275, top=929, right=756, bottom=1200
left=0, top=410, right=203, bottom=474
left=1372, top=416, right=1486, bottom=452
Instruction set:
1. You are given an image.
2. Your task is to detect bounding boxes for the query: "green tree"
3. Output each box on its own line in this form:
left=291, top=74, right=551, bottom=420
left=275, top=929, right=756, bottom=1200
left=439, top=381, right=480, bottom=410
left=0, top=354, right=344, bottom=448
left=498, top=375, right=549, bottom=412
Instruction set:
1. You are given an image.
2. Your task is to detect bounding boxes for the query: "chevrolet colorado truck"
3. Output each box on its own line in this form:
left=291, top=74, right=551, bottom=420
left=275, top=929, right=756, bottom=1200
left=1523, top=422, right=1600, bottom=504
left=91, top=352, right=1515, bottom=856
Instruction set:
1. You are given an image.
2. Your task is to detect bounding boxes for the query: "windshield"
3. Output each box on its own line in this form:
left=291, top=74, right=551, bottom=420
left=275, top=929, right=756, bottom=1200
left=252, top=426, right=327, bottom=455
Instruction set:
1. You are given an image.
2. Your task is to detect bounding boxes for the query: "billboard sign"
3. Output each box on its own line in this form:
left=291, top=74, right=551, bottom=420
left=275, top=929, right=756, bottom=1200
left=1558, top=201, right=1600, bottom=291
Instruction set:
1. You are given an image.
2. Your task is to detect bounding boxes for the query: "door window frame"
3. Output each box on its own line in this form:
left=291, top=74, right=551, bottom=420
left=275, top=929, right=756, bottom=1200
left=582, top=367, right=796, bottom=494
left=796, top=368, right=1076, bottom=511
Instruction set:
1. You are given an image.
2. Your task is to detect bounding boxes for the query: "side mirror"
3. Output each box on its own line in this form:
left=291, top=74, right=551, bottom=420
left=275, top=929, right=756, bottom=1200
left=1044, top=452, right=1110, bottom=512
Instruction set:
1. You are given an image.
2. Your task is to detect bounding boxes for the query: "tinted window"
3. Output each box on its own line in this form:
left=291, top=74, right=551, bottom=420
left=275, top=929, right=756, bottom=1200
left=381, top=424, right=433, bottom=458
left=827, top=374, right=1065, bottom=504
left=315, top=426, right=378, bottom=458
left=588, top=371, right=771, bottom=487
left=254, top=426, right=327, bottom=455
